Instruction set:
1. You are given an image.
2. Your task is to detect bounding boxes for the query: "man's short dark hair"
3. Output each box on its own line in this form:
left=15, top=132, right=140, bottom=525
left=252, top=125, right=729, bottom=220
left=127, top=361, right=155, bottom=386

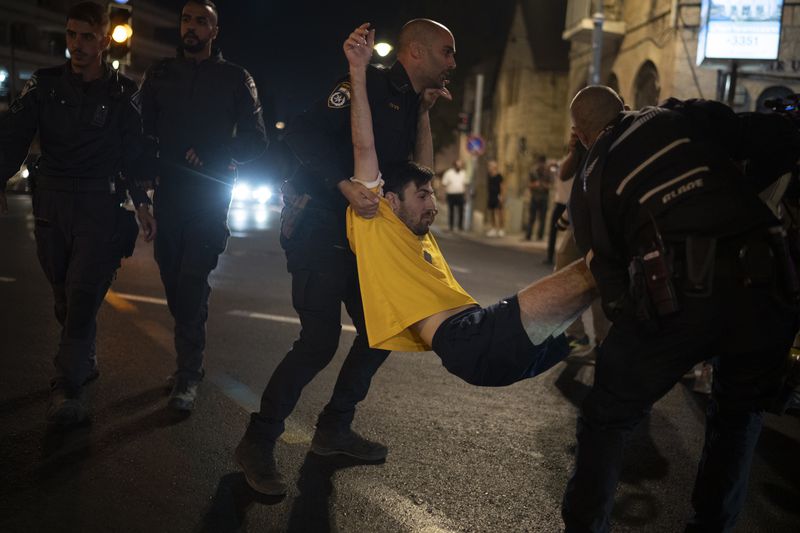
left=67, top=1, right=109, bottom=30
left=383, top=161, right=434, bottom=199
left=184, top=0, right=219, bottom=21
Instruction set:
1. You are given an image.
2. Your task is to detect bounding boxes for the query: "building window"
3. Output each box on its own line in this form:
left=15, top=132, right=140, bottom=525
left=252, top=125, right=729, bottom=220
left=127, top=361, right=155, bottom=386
left=633, top=60, right=660, bottom=109
left=756, top=86, right=794, bottom=113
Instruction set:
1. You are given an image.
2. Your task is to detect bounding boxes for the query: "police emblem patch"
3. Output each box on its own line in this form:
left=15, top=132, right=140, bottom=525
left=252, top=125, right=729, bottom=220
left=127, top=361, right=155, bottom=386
left=19, top=74, right=37, bottom=98
left=327, top=82, right=351, bottom=109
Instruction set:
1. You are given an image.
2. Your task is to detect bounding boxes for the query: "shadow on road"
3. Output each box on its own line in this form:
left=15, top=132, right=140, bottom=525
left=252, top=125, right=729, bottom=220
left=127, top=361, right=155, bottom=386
left=197, top=472, right=284, bottom=533
left=286, top=451, right=385, bottom=533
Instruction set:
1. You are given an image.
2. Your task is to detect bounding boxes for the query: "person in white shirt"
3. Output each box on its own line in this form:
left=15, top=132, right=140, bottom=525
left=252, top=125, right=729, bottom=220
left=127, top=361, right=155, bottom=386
left=441, top=159, right=467, bottom=231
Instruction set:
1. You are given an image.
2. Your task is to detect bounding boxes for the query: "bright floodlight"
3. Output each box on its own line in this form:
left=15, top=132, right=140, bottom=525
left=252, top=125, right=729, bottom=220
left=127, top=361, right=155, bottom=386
left=253, top=186, right=272, bottom=204
left=374, top=42, right=393, bottom=57
left=0, top=70, right=7, bottom=83
left=232, top=182, right=251, bottom=201
left=112, top=60, right=120, bottom=70
left=21, top=168, right=30, bottom=178
left=112, top=24, right=132, bottom=43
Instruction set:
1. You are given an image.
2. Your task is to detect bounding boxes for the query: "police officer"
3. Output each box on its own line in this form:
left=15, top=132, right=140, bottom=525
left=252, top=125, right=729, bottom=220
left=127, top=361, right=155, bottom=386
left=0, top=2, right=156, bottom=427
left=234, top=20, right=456, bottom=496
left=561, top=86, right=800, bottom=532
left=138, top=0, right=266, bottom=411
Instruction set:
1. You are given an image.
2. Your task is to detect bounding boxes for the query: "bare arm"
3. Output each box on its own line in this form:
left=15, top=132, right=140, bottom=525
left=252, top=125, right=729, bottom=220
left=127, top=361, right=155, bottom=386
left=345, top=23, right=380, bottom=183
left=518, top=258, right=597, bottom=344
left=414, top=110, right=433, bottom=169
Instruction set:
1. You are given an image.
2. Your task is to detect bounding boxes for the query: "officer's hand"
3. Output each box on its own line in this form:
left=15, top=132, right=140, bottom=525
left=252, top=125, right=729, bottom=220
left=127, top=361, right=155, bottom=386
left=420, top=83, right=452, bottom=112
left=185, top=148, right=204, bottom=168
left=0, top=191, right=7, bottom=214
left=344, top=23, right=374, bottom=69
left=339, top=180, right=380, bottom=219
left=136, top=205, right=157, bottom=242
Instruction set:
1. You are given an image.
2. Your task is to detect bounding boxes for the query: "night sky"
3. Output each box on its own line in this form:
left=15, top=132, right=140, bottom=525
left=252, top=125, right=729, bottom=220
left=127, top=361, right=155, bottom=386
left=164, top=0, right=516, bottom=137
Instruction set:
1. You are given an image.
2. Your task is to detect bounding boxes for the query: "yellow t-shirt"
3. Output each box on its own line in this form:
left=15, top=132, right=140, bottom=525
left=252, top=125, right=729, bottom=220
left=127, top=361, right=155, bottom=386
left=346, top=198, right=477, bottom=352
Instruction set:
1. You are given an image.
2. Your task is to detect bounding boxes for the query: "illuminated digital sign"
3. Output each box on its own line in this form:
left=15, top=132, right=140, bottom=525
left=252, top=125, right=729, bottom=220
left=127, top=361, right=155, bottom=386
left=697, top=0, right=784, bottom=64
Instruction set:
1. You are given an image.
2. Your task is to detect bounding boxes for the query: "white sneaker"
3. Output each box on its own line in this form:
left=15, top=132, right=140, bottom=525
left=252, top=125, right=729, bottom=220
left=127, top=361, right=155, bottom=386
left=498, top=229, right=505, bottom=237
left=487, top=228, right=497, bottom=237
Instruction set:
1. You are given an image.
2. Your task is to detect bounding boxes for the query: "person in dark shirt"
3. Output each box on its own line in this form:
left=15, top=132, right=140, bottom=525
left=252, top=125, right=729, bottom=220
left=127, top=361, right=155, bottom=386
left=562, top=86, right=800, bottom=532
left=138, top=0, right=267, bottom=411
left=235, top=19, right=456, bottom=497
left=486, top=160, right=504, bottom=237
left=0, top=1, right=155, bottom=427
left=524, top=154, right=551, bottom=242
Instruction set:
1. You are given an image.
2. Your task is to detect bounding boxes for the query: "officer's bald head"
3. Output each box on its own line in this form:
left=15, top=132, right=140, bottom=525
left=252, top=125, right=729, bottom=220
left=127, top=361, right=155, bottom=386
left=570, top=86, right=624, bottom=147
left=398, top=19, right=453, bottom=53
left=397, top=19, right=456, bottom=93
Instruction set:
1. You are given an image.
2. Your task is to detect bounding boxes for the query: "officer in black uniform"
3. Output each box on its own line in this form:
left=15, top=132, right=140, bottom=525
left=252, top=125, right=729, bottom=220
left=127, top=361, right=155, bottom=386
left=561, top=86, right=800, bottom=532
left=138, top=0, right=266, bottom=412
left=0, top=2, right=155, bottom=427
left=235, top=20, right=456, bottom=496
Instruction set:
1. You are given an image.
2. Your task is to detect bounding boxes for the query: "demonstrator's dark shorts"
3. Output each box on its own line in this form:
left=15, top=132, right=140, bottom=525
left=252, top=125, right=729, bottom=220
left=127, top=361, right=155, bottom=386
left=431, top=295, right=569, bottom=386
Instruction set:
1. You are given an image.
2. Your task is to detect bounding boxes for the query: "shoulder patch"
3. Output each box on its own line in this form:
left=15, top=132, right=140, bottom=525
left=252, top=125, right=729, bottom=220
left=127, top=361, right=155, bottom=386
left=327, top=81, right=351, bottom=109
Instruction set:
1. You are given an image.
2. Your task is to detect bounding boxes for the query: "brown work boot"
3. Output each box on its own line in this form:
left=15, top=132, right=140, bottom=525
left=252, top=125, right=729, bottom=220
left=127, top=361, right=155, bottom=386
left=311, top=427, right=387, bottom=461
left=47, top=386, right=88, bottom=427
left=235, top=434, right=287, bottom=496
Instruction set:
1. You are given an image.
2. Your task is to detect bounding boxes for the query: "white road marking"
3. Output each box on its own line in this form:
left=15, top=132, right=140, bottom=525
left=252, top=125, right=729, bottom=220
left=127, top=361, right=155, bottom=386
left=113, top=292, right=168, bottom=306
left=0, top=276, right=16, bottom=282
left=228, top=309, right=357, bottom=333
left=448, top=265, right=471, bottom=274
left=357, top=481, right=459, bottom=533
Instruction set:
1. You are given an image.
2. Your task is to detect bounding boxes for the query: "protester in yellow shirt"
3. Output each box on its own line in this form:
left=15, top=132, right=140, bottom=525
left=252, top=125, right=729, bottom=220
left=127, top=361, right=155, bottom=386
left=344, top=23, right=597, bottom=386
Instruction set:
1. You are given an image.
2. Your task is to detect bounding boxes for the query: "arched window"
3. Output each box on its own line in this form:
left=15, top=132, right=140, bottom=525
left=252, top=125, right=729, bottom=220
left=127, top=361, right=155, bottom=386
left=756, top=85, right=794, bottom=113
left=633, top=61, right=660, bottom=109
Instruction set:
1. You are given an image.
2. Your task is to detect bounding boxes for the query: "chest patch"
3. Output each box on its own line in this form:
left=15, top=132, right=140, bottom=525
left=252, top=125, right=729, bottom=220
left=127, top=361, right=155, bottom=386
left=327, top=82, right=351, bottom=109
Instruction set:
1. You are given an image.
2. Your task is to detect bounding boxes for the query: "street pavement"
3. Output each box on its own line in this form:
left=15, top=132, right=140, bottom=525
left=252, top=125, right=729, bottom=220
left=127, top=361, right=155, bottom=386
left=1, top=194, right=798, bottom=533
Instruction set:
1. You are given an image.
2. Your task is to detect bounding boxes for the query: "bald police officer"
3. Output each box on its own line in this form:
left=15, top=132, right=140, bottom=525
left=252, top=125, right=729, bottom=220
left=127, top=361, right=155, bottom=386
left=235, top=20, right=456, bottom=496
left=0, top=1, right=156, bottom=427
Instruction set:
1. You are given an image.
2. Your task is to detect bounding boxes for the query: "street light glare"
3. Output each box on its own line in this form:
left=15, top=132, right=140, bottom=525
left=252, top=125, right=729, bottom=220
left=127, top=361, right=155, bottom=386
left=275, top=121, right=286, bottom=130
left=112, top=24, right=132, bottom=43
left=374, top=42, right=393, bottom=57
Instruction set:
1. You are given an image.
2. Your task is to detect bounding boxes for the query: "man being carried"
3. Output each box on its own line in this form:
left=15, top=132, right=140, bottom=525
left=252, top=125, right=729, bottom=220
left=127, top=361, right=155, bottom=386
left=343, top=25, right=596, bottom=385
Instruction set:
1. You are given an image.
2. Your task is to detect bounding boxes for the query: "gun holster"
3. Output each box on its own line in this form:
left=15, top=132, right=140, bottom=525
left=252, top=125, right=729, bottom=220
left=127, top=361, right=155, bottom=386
left=684, top=235, right=717, bottom=297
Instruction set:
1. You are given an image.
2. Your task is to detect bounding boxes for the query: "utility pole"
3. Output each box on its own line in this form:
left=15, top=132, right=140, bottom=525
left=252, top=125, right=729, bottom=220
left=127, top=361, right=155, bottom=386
left=464, top=73, right=484, bottom=232
left=589, top=0, right=605, bottom=85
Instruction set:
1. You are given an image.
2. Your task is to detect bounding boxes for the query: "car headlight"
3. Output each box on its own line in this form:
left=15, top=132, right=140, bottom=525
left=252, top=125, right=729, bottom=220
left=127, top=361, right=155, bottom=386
left=232, top=182, right=251, bottom=201
left=253, top=186, right=272, bottom=204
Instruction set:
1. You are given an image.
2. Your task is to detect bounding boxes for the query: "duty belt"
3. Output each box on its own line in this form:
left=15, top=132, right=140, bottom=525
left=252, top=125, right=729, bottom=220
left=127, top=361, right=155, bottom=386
left=36, top=175, right=115, bottom=193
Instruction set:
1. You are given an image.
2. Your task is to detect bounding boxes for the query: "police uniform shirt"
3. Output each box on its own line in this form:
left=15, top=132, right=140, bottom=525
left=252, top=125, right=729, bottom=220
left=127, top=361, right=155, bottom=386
left=0, top=62, right=148, bottom=205
left=139, top=48, right=266, bottom=204
left=285, top=62, right=421, bottom=210
left=346, top=191, right=477, bottom=352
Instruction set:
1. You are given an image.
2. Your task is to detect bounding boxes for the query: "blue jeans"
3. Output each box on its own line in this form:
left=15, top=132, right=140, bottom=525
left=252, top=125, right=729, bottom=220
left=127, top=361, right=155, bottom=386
left=562, top=275, right=796, bottom=532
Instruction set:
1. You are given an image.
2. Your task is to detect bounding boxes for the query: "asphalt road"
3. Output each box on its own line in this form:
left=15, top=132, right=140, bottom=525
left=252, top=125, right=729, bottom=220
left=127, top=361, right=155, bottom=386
left=1, top=194, right=798, bottom=533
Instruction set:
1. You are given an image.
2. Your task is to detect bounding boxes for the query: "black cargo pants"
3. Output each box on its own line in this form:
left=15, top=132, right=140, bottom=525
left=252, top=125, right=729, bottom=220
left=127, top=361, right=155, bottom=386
left=154, top=209, right=229, bottom=381
left=249, top=206, right=390, bottom=441
left=33, top=187, right=135, bottom=393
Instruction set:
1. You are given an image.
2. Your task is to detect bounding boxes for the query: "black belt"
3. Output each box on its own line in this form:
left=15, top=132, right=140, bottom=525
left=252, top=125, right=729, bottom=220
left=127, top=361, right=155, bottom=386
left=36, top=175, right=115, bottom=193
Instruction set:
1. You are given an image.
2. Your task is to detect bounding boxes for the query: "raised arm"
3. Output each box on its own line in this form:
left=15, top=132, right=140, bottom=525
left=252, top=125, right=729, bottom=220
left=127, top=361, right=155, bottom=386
left=345, top=23, right=380, bottom=183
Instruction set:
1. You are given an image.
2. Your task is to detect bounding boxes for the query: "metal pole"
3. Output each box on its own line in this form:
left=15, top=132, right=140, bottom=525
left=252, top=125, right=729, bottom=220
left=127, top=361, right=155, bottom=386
left=465, top=73, right=484, bottom=232
left=589, top=0, right=605, bottom=85
left=726, top=62, right=738, bottom=107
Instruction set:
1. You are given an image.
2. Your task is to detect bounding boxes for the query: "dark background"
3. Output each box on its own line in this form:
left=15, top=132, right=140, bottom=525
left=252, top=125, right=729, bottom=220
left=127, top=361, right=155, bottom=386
left=162, top=0, right=517, bottom=181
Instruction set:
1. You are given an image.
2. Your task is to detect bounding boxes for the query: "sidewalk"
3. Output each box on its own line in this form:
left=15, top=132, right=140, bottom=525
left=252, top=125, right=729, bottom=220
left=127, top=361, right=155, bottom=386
left=431, top=223, right=552, bottom=256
